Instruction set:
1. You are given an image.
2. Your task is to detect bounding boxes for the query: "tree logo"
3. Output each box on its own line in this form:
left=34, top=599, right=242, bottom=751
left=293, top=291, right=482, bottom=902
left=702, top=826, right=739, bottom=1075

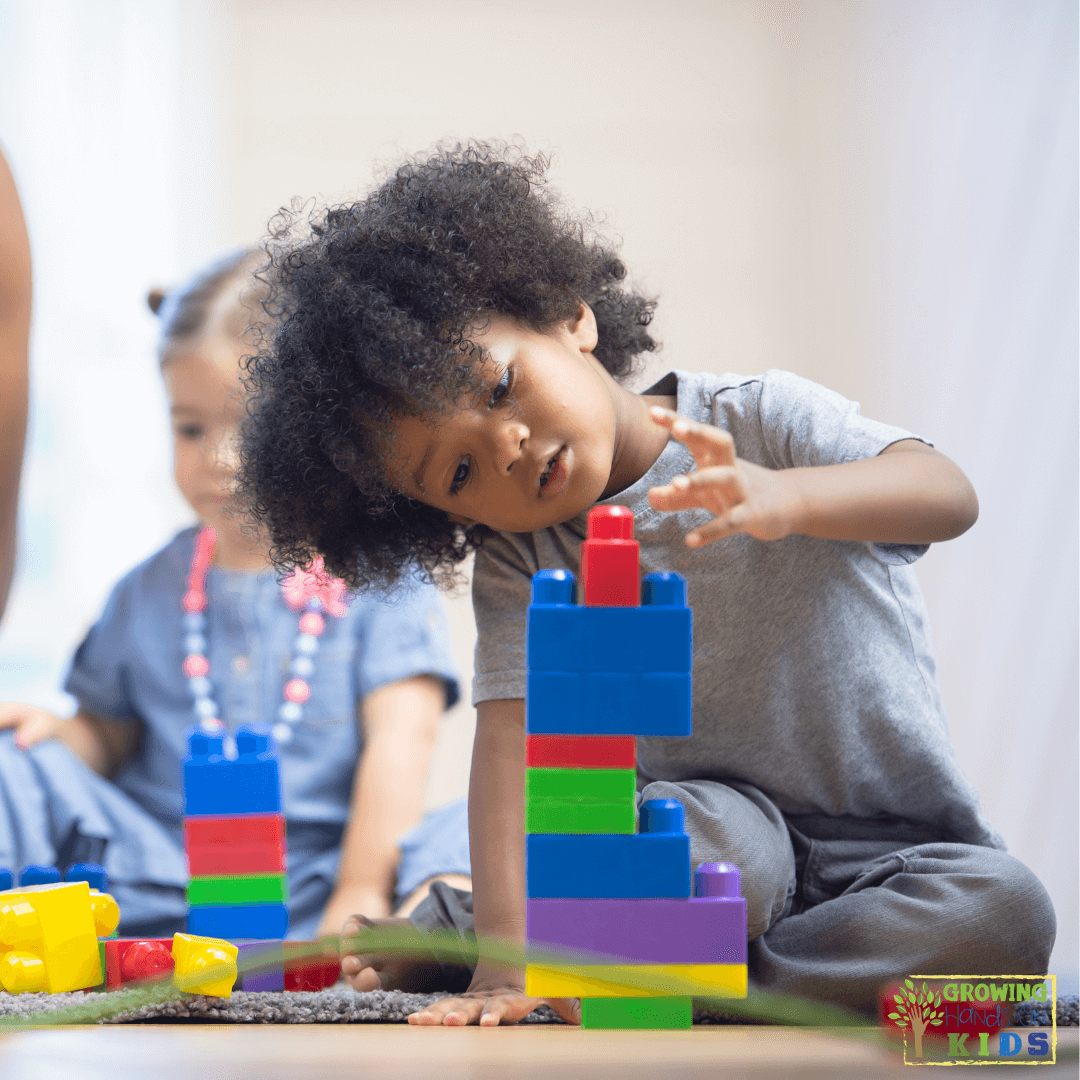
left=889, top=979, right=945, bottom=1058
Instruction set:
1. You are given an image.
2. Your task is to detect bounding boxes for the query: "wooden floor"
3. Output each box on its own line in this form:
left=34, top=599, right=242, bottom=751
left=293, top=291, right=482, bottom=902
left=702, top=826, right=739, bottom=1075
left=0, top=1025, right=1076, bottom=1079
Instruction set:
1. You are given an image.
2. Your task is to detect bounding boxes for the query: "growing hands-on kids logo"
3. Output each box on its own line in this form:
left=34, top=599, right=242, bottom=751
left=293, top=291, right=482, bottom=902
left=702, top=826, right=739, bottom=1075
left=881, top=976, right=1057, bottom=1065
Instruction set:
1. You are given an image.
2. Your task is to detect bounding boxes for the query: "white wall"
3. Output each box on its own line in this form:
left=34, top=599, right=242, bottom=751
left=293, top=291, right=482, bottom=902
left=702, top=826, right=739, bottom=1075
left=0, top=0, right=1074, bottom=987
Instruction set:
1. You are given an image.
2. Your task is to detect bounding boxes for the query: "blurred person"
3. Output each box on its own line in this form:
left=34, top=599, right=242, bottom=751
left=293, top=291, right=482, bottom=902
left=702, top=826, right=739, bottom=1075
left=0, top=251, right=471, bottom=940
left=0, top=146, right=31, bottom=622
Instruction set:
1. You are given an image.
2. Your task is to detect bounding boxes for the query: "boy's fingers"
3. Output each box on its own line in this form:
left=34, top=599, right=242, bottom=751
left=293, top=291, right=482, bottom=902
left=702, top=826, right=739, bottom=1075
left=686, top=505, right=754, bottom=547
left=649, top=467, right=745, bottom=513
left=409, top=996, right=486, bottom=1026
left=650, top=407, right=737, bottom=468
left=547, top=996, right=582, bottom=1025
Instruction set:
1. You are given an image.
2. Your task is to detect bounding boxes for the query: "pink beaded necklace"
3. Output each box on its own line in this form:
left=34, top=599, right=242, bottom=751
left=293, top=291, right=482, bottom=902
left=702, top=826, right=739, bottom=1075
left=181, top=527, right=349, bottom=746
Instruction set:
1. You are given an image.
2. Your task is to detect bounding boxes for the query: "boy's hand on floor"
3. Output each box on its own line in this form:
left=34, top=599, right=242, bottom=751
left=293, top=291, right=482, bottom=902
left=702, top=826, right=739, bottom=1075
left=407, top=973, right=581, bottom=1027
left=647, top=406, right=805, bottom=546
left=0, top=702, right=64, bottom=749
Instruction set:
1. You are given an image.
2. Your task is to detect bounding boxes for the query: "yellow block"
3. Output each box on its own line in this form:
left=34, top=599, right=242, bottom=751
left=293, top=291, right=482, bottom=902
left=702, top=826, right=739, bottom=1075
left=525, top=962, right=748, bottom=999
left=171, top=932, right=238, bottom=998
left=89, top=890, right=121, bottom=938
left=0, top=882, right=101, bottom=993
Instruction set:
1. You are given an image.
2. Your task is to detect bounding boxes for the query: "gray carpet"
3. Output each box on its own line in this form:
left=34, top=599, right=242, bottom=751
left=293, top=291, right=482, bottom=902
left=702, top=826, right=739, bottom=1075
left=2, top=988, right=1074, bottom=1026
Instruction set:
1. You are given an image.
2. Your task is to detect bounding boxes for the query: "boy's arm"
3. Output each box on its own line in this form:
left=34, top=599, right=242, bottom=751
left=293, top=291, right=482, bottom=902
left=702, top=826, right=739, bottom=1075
left=648, top=408, right=978, bottom=547
left=317, top=674, right=445, bottom=936
left=408, top=698, right=579, bottom=1027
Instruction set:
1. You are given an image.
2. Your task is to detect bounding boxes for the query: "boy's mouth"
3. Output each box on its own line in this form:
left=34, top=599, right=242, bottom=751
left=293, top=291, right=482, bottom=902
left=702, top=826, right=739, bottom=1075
left=539, top=447, right=570, bottom=497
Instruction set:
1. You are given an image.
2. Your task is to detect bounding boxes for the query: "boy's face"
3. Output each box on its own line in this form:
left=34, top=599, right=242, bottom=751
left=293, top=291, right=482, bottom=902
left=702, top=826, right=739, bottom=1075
left=386, top=307, right=623, bottom=533
left=163, top=323, right=248, bottom=539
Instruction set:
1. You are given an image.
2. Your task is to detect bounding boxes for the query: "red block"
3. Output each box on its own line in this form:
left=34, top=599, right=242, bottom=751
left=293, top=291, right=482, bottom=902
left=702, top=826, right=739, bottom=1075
left=581, top=506, right=640, bottom=607
left=526, top=734, right=636, bottom=769
left=103, top=938, right=175, bottom=989
left=283, top=942, right=340, bottom=991
left=183, top=813, right=286, bottom=848
left=185, top=840, right=286, bottom=876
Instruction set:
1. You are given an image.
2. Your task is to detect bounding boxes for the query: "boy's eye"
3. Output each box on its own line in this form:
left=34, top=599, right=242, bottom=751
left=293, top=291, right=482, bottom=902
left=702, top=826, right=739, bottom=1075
left=176, top=423, right=204, bottom=440
left=489, top=366, right=512, bottom=407
left=449, top=458, right=471, bottom=496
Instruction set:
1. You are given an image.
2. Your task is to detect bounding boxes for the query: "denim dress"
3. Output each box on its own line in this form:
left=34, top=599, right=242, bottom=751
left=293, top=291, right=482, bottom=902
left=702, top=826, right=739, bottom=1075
left=0, top=527, right=467, bottom=938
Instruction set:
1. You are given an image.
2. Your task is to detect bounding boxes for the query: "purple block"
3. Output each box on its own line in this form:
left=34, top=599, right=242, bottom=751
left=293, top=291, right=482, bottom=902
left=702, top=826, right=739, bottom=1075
left=235, top=941, right=285, bottom=992
left=527, top=896, right=747, bottom=964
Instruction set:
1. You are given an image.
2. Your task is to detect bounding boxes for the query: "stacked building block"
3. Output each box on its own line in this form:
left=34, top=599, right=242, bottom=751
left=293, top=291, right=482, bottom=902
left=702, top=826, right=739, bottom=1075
left=182, top=725, right=289, bottom=947
left=523, top=505, right=748, bottom=1029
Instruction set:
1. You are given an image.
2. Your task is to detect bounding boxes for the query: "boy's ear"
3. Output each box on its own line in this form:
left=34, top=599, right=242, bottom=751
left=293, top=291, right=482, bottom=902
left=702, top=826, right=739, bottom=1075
left=567, top=301, right=598, bottom=354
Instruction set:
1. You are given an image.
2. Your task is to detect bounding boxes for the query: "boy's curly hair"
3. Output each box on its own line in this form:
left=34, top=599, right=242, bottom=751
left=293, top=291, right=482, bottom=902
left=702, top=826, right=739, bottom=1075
left=238, top=142, right=658, bottom=590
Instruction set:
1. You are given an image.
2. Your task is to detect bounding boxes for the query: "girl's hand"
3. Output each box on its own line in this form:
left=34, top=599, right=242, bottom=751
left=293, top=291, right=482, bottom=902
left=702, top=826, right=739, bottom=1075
left=317, top=885, right=391, bottom=940
left=0, top=702, right=65, bottom=749
left=647, top=407, right=805, bottom=547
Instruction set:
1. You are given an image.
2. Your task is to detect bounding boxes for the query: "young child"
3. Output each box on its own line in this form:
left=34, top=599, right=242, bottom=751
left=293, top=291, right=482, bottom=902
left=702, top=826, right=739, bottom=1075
left=0, top=250, right=471, bottom=940
left=236, top=144, right=1056, bottom=1021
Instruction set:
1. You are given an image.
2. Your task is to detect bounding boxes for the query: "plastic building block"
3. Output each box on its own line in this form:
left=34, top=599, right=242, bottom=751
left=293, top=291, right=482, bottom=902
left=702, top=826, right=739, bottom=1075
left=283, top=942, right=341, bottom=991
left=524, top=962, right=747, bottom=998
left=64, top=862, right=109, bottom=892
left=695, top=861, right=742, bottom=898
left=186, top=901, right=289, bottom=940
left=185, top=842, right=287, bottom=877
left=526, top=896, right=747, bottom=964
left=527, top=604, right=692, bottom=674
left=525, top=767, right=636, bottom=802
left=89, top=890, right=121, bottom=938
left=183, top=726, right=282, bottom=816
left=186, top=872, right=288, bottom=906
left=235, top=940, right=284, bottom=991
left=526, top=833, right=690, bottom=898
left=18, top=865, right=61, bottom=886
left=526, top=735, right=636, bottom=769
left=0, top=868, right=11, bottom=891
left=103, top=938, right=176, bottom=988
left=525, top=800, right=636, bottom=835
left=526, top=672, right=692, bottom=735
left=172, top=931, right=238, bottom=997
left=580, top=506, right=640, bottom=607
left=580, top=996, right=692, bottom=1029
left=183, top=814, right=286, bottom=848
left=0, top=881, right=102, bottom=992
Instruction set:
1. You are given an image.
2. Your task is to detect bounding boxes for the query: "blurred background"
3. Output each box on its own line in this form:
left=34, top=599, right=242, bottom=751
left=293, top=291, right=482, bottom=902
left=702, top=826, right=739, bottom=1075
left=0, top=0, right=1075, bottom=988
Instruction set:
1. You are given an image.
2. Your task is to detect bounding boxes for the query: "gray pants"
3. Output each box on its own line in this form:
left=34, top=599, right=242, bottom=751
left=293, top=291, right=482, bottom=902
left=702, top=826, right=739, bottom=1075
left=412, top=778, right=1056, bottom=1015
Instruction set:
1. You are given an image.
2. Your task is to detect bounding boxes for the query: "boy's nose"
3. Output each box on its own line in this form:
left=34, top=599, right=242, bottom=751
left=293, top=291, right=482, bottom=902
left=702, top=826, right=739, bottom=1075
left=494, top=419, right=529, bottom=472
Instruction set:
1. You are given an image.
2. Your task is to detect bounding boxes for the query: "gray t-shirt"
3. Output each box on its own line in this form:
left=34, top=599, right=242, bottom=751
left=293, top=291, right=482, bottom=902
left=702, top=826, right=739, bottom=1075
left=472, top=369, right=1003, bottom=849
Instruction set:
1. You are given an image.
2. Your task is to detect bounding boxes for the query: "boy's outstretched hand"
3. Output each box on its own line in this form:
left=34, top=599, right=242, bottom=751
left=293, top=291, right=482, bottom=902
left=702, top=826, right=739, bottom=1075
left=647, top=407, right=803, bottom=546
left=406, top=976, right=580, bottom=1028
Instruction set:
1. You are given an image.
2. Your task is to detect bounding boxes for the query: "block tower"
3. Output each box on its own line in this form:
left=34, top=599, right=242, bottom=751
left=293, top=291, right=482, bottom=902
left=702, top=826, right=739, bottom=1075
left=182, top=725, right=289, bottom=946
left=524, top=506, right=748, bottom=1029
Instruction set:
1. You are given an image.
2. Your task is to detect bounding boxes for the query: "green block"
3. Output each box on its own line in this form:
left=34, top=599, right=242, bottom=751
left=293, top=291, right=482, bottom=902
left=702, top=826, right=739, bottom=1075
left=92, top=939, right=107, bottom=991
left=580, top=996, right=693, bottom=1029
left=525, top=798, right=636, bottom=834
left=525, top=767, right=636, bottom=802
left=186, top=872, right=288, bottom=906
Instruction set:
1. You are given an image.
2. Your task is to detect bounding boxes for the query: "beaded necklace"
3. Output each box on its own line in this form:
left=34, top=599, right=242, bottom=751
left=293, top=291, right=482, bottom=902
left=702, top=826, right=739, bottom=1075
left=181, top=527, right=349, bottom=746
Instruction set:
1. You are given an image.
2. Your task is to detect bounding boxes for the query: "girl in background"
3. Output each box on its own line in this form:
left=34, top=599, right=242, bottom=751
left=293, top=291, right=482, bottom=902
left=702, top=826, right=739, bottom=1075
left=0, top=251, right=471, bottom=939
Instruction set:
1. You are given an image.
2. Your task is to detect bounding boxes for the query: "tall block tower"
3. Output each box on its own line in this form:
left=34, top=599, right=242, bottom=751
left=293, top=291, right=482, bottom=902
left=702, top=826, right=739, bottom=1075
left=524, top=506, right=748, bottom=1029
left=182, top=726, right=290, bottom=944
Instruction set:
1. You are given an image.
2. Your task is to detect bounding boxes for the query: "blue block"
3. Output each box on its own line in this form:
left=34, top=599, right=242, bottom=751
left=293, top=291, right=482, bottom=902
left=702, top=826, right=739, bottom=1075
left=65, top=862, right=109, bottom=892
left=526, top=833, right=692, bottom=898
left=527, top=606, right=692, bottom=675
left=0, top=868, right=12, bottom=891
left=183, top=725, right=282, bottom=816
left=186, top=902, right=290, bottom=940
left=526, top=672, right=691, bottom=736
left=19, top=864, right=61, bottom=886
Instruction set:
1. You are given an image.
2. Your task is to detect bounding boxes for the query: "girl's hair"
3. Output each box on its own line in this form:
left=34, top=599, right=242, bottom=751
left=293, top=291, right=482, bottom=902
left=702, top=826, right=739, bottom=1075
left=148, top=249, right=260, bottom=361
left=238, top=142, right=658, bottom=591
